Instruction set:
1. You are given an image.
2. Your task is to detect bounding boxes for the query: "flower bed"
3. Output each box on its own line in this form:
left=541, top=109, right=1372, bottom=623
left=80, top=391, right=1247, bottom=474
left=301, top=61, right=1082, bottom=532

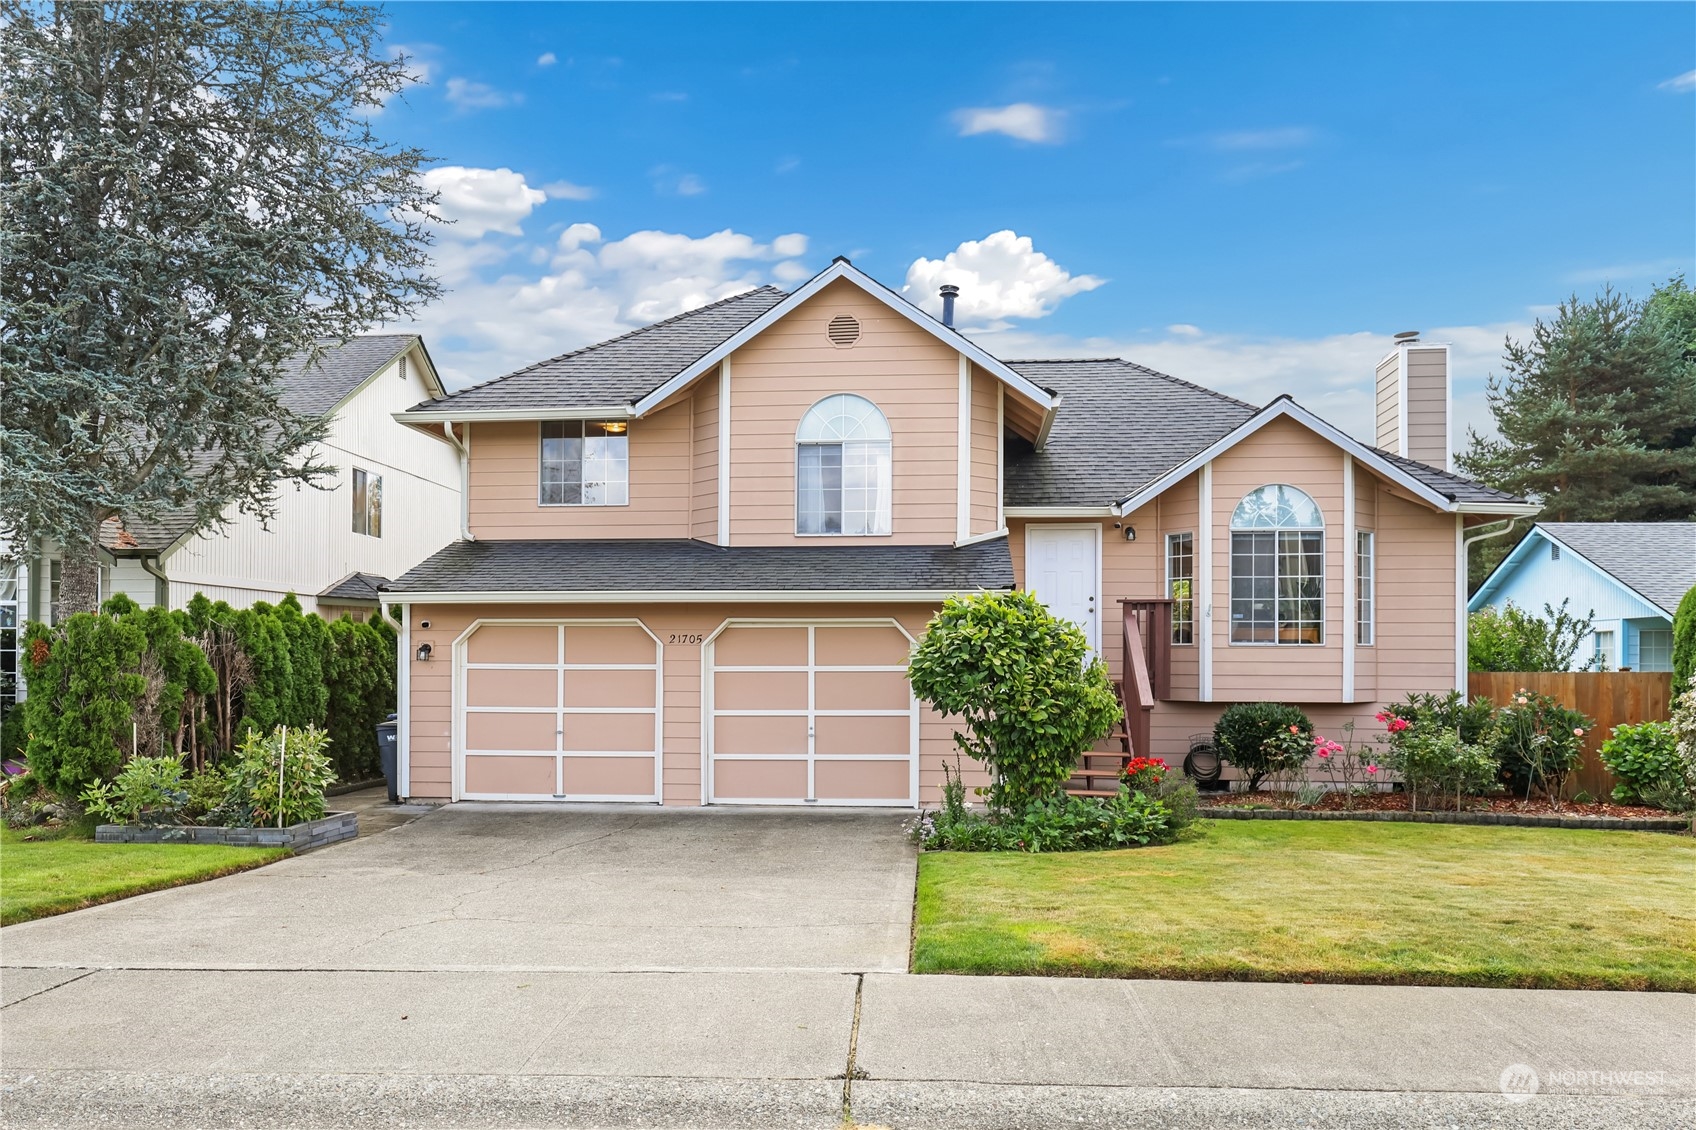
left=95, top=810, right=357, bottom=851
left=1199, top=791, right=1688, bottom=831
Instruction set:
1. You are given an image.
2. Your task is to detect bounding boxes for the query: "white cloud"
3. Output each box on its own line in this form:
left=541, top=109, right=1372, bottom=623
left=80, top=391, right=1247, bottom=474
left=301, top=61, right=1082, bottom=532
left=772, top=260, right=812, bottom=283
left=536, top=51, right=557, bottom=67
left=675, top=173, right=707, bottom=196
left=903, top=231, right=1105, bottom=329
left=1167, top=323, right=1202, bottom=337
left=419, top=166, right=546, bottom=239
left=650, top=167, right=707, bottom=196
left=1658, top=69, right=1696, bottom=93
left=542, top=179, right=596, bottom=201
left=444, top=77, right=520, bottom=112
left=952, top=103, right=1063, bottom=143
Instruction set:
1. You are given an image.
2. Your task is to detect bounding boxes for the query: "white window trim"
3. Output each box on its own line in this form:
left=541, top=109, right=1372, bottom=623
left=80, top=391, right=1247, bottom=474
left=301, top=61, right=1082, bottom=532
left=538, top=419, right=632, bottom=508
left=1227, top=485, right=1326, bottom=647
left=1165, top=531, right=1196, bottom=647
left=794, top=394, right=893, bottom=538
left=1356, top=530, right=1376, bottom=648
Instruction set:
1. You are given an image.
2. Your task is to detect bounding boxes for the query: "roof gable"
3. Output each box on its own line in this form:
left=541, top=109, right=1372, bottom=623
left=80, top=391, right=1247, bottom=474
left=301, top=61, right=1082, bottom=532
left=282, top=334, right=430, bottom=418
left=1532, top=522, right=1696, bottom=616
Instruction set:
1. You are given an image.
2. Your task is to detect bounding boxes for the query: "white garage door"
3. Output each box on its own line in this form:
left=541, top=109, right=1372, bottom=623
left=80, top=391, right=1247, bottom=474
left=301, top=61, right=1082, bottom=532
left=705, top=620, right=917, bottom=807
left=456, top=620, right=661, bottom=802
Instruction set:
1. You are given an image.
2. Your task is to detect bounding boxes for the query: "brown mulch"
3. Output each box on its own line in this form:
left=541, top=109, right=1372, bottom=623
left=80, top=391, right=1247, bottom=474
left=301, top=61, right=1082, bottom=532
left=1199, top=790, right=1677, bottom=820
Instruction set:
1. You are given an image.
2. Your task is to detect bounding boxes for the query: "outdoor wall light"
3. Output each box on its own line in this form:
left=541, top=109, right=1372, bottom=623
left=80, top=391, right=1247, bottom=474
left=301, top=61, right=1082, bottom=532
left=1123, top=526, right=1137, bottom=542
left=415, top=642, right=433, bottom=662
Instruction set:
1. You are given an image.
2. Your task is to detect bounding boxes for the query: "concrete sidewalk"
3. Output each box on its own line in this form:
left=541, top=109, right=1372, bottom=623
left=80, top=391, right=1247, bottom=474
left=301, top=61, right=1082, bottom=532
left=2, top=968, right=1690, bottom=1128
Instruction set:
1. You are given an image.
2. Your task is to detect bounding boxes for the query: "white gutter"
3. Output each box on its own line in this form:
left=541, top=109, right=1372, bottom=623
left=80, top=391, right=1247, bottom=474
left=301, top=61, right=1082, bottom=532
left=398, top=406, right=634, bottom=425
left=381, top=588, right=1004, bottom=605
left=443, top=422, right=474, bottom=541
left=1457, top=517, right=1520, bottom=690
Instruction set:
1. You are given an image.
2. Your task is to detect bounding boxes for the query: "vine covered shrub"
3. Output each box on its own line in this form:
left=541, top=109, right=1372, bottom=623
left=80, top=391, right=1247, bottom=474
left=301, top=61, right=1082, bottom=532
left=908, top=591, right=1120, bottom=810
left=1492, top=688, right=1594, bottom=803
left=1599, top=722, right=1690, bottom=810
left=1213, top=702, right=1313, bottom=790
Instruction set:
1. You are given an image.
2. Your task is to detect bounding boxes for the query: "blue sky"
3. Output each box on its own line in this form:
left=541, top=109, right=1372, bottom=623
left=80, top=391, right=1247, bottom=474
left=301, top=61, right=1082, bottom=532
left=374, top=2, right=1695, bottom=442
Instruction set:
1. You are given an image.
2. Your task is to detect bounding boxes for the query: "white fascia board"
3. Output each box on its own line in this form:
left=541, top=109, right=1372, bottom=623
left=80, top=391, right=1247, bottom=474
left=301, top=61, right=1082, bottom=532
left=396, top=406, right=634, bottom=425
left=1111, top=398, right=1456, bottom=516
left=381, top=588, right=1007, bottom=605
left=627, top=260, right=1062, bottom=418
left=1454, top=502, right=1542, bottom=516
left=955, top=527, right=1009, bottom=548
left=1466, top=528, right=1541, bottom=612
left=1004, top=506, right=1115, bottom=518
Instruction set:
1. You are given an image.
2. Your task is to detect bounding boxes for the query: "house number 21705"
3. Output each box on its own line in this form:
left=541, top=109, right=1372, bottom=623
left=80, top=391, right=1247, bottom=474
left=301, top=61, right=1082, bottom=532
left=668, top=633, right=704, bottom=645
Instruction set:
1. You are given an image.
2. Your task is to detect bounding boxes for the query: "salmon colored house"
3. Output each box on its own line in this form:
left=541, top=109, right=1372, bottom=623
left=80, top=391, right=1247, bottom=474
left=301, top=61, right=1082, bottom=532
left=387, top=260, right=1536, bottom=807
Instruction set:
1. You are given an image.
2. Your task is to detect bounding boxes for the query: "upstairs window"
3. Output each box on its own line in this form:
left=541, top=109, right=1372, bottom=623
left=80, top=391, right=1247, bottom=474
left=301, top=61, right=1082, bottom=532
left=352, top=468, right=383, bottom=537
left=1166, top=532, right=1194, bottom=644
left=541, top=420, right=629, bottom=506
left=796, top=394, right=891, bottom=536
left=1229, top=484, right=1324, bottom=645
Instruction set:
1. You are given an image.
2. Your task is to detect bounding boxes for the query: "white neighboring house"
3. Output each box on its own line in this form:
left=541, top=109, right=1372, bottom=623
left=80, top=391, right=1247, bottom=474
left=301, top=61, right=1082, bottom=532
left=3, top=335, right=463, bottom=666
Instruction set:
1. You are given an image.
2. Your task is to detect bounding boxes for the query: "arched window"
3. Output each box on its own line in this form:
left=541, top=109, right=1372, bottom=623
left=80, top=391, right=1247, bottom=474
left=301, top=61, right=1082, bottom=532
left=1230, top=485, right=1324, bottom=644
left=796, top=394, right=892, bottom=536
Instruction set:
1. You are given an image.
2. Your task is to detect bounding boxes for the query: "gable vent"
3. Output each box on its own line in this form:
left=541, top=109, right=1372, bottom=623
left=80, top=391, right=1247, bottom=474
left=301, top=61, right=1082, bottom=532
left=1550, top=543, right=1560, bottom=560
left=827, top=314, right=861, bottom=347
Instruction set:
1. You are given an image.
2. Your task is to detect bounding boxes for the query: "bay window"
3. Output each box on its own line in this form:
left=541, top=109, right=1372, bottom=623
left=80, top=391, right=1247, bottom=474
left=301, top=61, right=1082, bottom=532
left=1229, top=484, right=1324, bottom=645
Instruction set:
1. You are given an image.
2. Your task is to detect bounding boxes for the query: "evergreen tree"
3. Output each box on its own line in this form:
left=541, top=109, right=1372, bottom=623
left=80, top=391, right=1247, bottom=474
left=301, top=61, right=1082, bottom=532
left=0, top=2, right=440, bottom=615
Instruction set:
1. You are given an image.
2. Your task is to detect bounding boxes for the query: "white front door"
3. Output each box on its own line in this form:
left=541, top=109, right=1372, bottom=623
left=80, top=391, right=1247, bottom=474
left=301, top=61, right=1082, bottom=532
left=1025, top=525, right=1101, bottom=653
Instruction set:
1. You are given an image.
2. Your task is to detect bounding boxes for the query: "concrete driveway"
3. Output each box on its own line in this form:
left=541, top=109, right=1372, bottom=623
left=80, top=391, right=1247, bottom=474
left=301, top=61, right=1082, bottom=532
left=0, top=804, right=919, bottom=973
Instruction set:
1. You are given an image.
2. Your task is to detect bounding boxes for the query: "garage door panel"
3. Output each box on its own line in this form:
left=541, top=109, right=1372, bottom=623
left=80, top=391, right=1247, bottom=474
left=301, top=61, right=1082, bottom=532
left=815, top=759, right=911, bottom=801
left=465, top=710, right=558, bottom=752
left=814, top=670, right=910, bottom=712
left=466, top=625, right=558, bottom=665
left=814, top=625, right=912, bottom=667
left=467, top=667, right=557, bottom=708
left=561, top=711, right=656, bottom=753
left=564, top=625, right=657, bottom=666
left=562, top=756, right=654, bottom=797
left=814, top=713, right=911, bottom=756
left=713, top=758, right=807, bottom=800
left=714, top=713, right=808, bottom=755
left=464, top=754, right=556, bottom=796
left=714, top=670, right=807, bottom=711
left=714, top=626, right=808, bottom=667
left=561, top=668, right=656, bottom=709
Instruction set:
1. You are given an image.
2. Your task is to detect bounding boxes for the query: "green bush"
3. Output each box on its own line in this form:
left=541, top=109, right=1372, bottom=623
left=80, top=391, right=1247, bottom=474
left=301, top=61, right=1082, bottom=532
left=908, top=591, right=1121, bottom=810
left=1673, top=586, right=1696, bottom=688
left=20, top=613, right=148, bottom=795
left=1379, top=726, right=1499, bottom=812
left=1213, top=702, right=1313, bottom=790
left=220, top=724, right=337, bottom=827
left=1381, top=690, right=1496, bottom=745
left=1671, top=676, right=1696, bottom=813
left=918, top=785, right=1175, bottom=852
left=323, top=613, right=397, bottom=782
left=1599, top=722, right=1689, bottom=810
left=1468, top=599, right=1596, bottom=672
left=80, top=754, right=190, bottom=826
left=1492, top=689, right=1594, bottom=802
left=182, top=766, right=231, bottom=822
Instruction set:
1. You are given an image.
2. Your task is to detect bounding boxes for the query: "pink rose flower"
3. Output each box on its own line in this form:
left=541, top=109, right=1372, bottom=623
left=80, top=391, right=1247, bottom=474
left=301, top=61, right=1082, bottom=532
left=1366, top=764, right=1379, bottom=775
left=1573, top=727, right=1584, bottom=737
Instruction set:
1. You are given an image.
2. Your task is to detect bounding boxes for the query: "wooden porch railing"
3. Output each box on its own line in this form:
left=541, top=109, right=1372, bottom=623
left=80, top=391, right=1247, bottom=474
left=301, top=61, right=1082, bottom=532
left=1066, top=598, right=1174, bottom=796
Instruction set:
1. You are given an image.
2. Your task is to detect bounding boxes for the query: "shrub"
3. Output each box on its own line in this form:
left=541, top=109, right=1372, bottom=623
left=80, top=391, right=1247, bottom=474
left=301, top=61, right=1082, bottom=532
left=1492, top=689, right=1594, bottom=804
left=1379, top=726, right=1499, bottom=812
left=1600, top=722, right=1690, bottom=810
left=1674, top=586, right=1696, bottom=688
left=1381, top=690, right=1495, bottom=745
left=916, top=786, right=1175, bottom=852
left=908, top=591, right=1121, bottom=810
left=182, top=766, right=231, bottom=822
left=20, top=613, right=148, bottom=795
left=1121, top=756, right=1167, bottom=794
left=80, top=755, right=190, bottom=826
left=219, top=725, right=336, bottom=827
left=323, top=612, right=397, bottom=782
left=1671, top=676, right=1696, bottom=815
left=1213, top=702, right=1312, bottom=791
left=1468, top=599, right=1597, bottom=672
left=1311, top=724, right=1382, bottom=806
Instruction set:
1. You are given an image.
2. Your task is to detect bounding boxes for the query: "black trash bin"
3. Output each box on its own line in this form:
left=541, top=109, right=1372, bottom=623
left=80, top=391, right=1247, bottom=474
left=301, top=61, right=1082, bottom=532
left=375, top=713, right=399, bottom=804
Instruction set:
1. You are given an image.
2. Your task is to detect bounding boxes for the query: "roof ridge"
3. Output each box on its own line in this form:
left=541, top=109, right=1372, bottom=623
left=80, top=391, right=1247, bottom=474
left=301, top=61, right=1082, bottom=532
left=433, top=285, right=788, bottom=403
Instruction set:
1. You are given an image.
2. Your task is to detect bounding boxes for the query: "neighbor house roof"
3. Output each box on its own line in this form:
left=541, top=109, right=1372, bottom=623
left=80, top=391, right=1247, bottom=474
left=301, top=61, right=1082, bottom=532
left=1534, top=522, right=1696, bottom=616
left=383, top=537, right=1016, bottom=601
left=318, top=571, right=391, bottom=604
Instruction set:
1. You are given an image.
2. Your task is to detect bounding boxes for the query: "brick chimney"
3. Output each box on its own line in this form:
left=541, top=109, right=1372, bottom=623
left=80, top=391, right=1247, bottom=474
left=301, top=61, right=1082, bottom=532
left=1374, top=331, right=1451, bottom=469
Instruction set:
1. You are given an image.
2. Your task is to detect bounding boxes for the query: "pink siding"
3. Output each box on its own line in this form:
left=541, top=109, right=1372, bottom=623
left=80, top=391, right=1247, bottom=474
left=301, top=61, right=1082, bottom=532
left=1154, top=473, right=1202, bottom=700
left=691, top=374, right=720, bottom=541
left=969, top=368, right=1000, bottom=535
left=725, top=279, right=962, bottom=545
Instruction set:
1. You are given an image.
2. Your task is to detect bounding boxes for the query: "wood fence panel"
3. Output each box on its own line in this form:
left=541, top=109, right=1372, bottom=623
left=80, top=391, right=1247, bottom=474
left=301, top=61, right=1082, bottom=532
left=1468, top=672, right=1675, bottom=799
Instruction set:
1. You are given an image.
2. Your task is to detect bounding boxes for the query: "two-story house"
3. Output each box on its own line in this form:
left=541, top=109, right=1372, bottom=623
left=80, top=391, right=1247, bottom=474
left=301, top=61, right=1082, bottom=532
left=385, top=259, right=1537, bottom=806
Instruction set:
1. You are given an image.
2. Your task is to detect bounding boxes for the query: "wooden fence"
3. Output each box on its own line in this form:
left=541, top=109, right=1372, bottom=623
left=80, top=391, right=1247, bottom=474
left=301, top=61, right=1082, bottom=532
left=1468, top=671, right=1677, bottom=799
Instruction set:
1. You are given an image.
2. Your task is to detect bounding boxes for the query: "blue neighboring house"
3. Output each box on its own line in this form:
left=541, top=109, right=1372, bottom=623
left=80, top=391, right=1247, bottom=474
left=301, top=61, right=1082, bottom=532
left=1470, top=522, right=1695, bottom=671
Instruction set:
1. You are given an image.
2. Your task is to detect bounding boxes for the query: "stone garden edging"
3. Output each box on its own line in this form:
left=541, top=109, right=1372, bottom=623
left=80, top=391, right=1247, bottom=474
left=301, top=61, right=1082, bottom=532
left=1199, top=807, right=1690, bottom=833
left=95, top=811, right=358, bottom=851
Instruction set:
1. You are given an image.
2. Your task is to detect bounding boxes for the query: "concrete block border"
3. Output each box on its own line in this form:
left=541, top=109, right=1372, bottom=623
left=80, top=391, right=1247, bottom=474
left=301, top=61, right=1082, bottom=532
left=1199, top=806, right=1690, bottom=832
left=95, top=811, right=358, bottom=851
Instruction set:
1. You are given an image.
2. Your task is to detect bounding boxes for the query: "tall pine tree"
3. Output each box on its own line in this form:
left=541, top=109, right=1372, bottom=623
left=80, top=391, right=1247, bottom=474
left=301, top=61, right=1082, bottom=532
left=0, top=2, right=440, bottom=615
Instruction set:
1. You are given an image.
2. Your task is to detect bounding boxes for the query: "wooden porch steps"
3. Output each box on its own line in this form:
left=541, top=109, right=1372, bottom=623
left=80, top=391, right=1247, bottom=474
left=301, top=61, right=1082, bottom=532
left=1061, top=600, right=1171, bottom=798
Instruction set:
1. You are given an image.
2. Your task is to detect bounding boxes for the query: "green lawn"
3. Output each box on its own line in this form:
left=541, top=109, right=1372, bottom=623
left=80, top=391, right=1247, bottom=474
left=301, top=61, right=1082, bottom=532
left=0, top=824, right=288, bottom=926
left=914, top=821, right=1696, bottom=991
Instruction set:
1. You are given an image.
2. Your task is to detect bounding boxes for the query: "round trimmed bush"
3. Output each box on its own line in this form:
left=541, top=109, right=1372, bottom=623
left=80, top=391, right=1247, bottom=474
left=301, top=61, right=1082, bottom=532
left=1213, top=702, right=1313, bottom=790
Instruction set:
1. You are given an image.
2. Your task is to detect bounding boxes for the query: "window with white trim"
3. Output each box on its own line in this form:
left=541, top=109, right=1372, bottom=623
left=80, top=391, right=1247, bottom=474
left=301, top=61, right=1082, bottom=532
left=352, top=468, right=383, bottom=537
left=1636, top=629, right=1673, bottom=672
left=796, top=394, right=892, bottom=536
left=540, top=420, right=629, bottom=506
left=1356, top=530, right=1375, bottom=646
left=0, top=563, right=18, bottom=719
left=1229, top=484, right=1324, bottom=645
left=1166, top=532, right=1194, bottom=644
left=1592, top=629, right=1615, bottom=670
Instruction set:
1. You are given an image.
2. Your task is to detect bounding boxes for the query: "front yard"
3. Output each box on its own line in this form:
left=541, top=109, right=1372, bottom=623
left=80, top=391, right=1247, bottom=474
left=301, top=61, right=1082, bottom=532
left=914, top=820, right=1696, bottom=991
left=0, top=824, right=288, bottom=926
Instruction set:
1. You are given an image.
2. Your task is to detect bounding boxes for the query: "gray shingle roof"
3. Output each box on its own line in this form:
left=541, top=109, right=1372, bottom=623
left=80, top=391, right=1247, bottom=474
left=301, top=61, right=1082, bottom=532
left=1536, top=522, right=1696, bottom=616
left=282, top=334, right=417, bottom=418
left=1370, top=450, right=1527, bottom=507
left=407, top=287, right=788, bottom=414
left=384, top=537, right=1015, bottom=596
left=318, top=571, right=391, bottom=603
left=1002, top=359, right=1255, bottom=508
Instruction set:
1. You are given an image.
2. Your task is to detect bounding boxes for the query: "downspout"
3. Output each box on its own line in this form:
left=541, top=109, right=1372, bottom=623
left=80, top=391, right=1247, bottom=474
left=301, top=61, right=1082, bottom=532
left=443, top=422, right=474, bottom=541
left=138, top=554, right=170, bottom=609
left=1458, top=517, right=1520, bottom=689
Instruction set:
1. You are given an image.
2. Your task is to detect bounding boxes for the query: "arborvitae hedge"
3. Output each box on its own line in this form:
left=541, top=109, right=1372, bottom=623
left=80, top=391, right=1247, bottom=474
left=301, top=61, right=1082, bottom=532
left=1674, top=585, right=1696, bottom=689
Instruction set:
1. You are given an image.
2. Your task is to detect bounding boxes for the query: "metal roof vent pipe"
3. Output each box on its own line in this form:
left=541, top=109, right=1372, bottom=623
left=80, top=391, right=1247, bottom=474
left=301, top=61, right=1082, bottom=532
left=939, top=284, right=960, bottom=328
